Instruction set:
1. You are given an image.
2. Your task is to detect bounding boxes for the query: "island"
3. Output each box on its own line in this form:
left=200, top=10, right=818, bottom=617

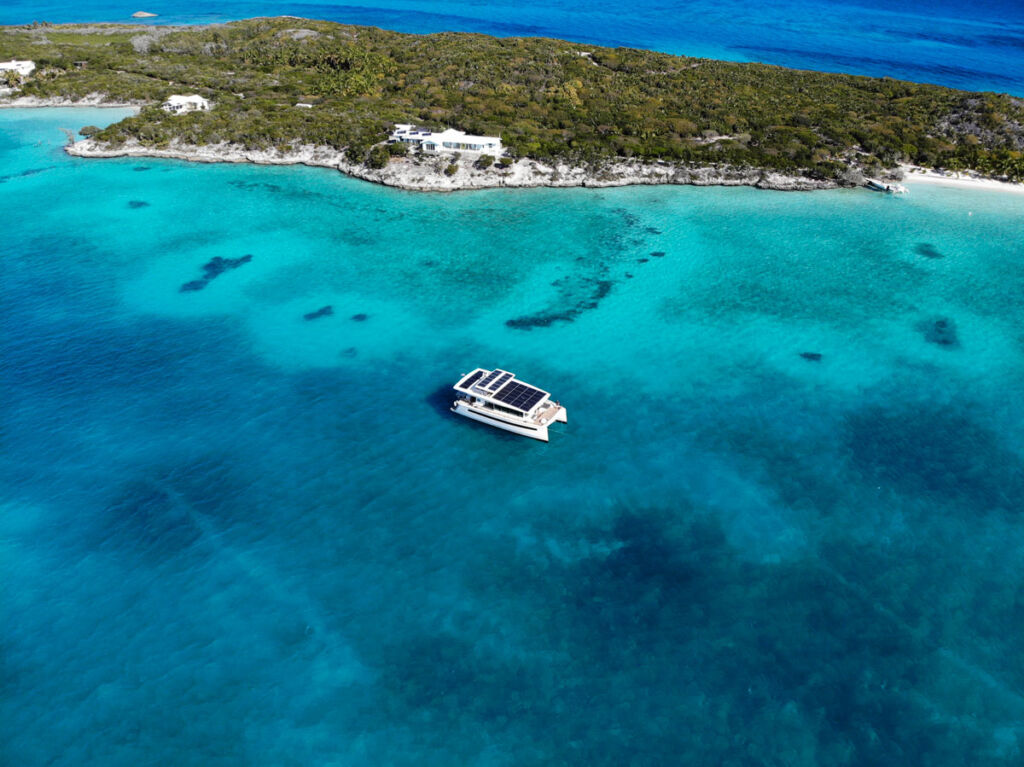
left=1, top=18, right=1022, bottom=191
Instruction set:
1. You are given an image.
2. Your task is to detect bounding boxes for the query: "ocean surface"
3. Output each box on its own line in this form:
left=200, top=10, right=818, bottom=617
left=1, top=0, right=1023, bottom=95
left=4, top=107, right=1024, bottom=765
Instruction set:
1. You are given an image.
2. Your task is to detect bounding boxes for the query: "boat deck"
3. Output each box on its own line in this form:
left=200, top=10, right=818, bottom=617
left=535, top=402, right=563, bottom=425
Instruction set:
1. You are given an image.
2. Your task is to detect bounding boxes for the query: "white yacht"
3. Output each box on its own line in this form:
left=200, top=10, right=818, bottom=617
left=451, top=368, right=567, bottom=441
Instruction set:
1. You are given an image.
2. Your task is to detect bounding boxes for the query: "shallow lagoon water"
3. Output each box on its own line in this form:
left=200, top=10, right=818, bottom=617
left=3, top=109, right=1024, bottom=765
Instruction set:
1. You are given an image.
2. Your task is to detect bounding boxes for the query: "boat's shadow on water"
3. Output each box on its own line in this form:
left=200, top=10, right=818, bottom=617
left=425, top=383, right=456, bottom=419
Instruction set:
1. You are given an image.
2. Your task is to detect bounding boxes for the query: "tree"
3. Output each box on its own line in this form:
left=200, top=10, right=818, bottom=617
left=367, top=144, right=390, bottom=168
left=79, top=125, right=100, bottom=137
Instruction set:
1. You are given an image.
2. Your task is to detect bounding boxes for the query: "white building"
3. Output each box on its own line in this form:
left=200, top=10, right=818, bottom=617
left=161, top=94, right=211, bottom=114
left=389, top=123, right=503, bottom=155
left=0, top=60, right=35, bottom=76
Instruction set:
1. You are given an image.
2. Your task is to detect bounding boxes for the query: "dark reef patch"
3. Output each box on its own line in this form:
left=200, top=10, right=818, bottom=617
left=915, top=242, right=943, bottom=259
left=350, top=313, right=369, bottom=322
left=127, top=200, right=150, bottom=209
left=303, top=305, right=334, bottom=321
left=340, top=347, right=358, bottom=357
left=132, top=165, right=151, bottom=172
left=844, top=404, right=1024, bottom=510
left=637, top=257, right=649, bottom=263
left=506, top=272, right=614, bottom=330
left=800, top=352, right=823, bottom=361
left=918, top=316, right=959, bottom=347
left=611, top=207, right=641, bottom=228
left=203, top=254, right=253, bottom=278
left=645, top=226, right=662, bottom=235
left=0, top=166, right=55, bottom=183
left=454, top=505, right=1018, bottom=764
left=229, top=180, right=284, bottom=194
left=97, top=480, right=202, bottom=558
left=179, top=254, right=253, bottom=293
left=650, top=251, right=666, bottom=258
left=625, top=272, right=633, bottom=279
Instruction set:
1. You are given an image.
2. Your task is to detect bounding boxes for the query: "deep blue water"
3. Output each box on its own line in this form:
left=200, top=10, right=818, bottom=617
left=1, top=0, right=1023, bottom=94
left=4, top=108, right=1024, bottom=765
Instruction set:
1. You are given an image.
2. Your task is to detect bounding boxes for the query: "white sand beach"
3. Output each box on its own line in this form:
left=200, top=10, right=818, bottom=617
left=899, top=164, right=1024, bottom=196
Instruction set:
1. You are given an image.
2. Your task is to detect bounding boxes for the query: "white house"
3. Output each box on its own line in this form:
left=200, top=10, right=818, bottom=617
left=0, top=60, right=35, bottom=76
left=388, top=123, right=503, bottom=155
left=161, top=94, right=211, bottom=114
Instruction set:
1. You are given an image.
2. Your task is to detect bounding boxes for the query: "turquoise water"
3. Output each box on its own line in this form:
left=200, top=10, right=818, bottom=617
left=1, top=0, right=1023, bottom=94
left=4, top=108, right=1024, bottom=764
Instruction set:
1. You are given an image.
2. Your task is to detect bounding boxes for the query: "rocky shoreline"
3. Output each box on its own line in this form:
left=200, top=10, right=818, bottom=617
left=64, top=137, right=842, bottom=193
left=0, top=94, right=145, bottom=109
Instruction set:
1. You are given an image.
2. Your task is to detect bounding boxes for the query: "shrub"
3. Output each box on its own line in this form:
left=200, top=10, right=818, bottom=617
left=443, top=162, right=458, bottom=176
left=498, top=156, right=514, bottom=168
left=367, top=144, right=390, bottom=168
left=387, top=141, right=407, bottom=156
left=474, top=153, right=494, bottom=169
left=79, top=124, right=100, bottom=137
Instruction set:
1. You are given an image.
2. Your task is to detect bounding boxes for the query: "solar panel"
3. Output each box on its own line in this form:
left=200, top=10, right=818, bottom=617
left=493, top=381, right=546, bottom=412
left=458, top=370, right=484, bottom=389
left=487, top=371, right=513, bottom=391
left=477, top=369, right=502, bottom=389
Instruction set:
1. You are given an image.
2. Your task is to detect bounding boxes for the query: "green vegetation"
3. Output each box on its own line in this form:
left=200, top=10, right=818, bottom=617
left=2, top=17, right=1023, bottom=179
left=367, top=144, right=390, bottom=168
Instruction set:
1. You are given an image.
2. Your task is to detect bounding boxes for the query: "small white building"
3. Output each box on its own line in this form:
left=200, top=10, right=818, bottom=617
left=0, top=60, right=35, bottom=76
left=389, top=123, right=503, bottom=155
left=161, top=94, right=211, bottom=114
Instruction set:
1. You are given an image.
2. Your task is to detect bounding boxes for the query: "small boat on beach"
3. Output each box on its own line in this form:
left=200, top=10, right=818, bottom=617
left=451, top=368, right=566, bottom=441
left=865, top=178, right=908, bottom=194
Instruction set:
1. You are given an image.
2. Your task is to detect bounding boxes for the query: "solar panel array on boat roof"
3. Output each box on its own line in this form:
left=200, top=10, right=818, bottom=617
left=476, top=369, right=503, bottom=389
left=486, top=371, right=513, bottom=391
left=458, top=370, right=484, bottom=389
left=493, top=381, right=546, bottom=412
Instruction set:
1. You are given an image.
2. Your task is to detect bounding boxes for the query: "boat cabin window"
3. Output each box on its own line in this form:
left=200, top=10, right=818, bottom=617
left=488, top=403, right=524, bottom=417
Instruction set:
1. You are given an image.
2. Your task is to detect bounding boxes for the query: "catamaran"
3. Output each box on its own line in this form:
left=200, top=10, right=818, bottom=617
left=451, top=368, right=567, bottom=441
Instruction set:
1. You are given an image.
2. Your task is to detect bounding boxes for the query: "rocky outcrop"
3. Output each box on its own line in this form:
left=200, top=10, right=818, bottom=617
left=65, top=138, right=841, bottom=192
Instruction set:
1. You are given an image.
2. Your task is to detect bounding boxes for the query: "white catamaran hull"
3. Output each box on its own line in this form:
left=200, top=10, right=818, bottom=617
left=451, top=401, right=550, bottom=441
